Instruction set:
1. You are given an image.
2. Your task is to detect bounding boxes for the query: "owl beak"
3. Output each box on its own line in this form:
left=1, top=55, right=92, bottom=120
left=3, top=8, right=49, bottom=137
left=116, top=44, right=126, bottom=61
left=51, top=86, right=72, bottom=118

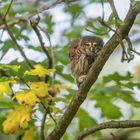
left=90, top=46, right=93, bottom=52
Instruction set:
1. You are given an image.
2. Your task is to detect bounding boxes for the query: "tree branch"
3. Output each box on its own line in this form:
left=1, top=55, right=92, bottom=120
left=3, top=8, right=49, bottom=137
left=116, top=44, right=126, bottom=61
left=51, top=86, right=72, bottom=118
left=46, top=1, right=140, bottom=140
left=101, top=128, right=140, bottom=140
left=0, top=0, right=34, bottom=69
left=41, top=110, right=48, bottom=140
left=0, top=0, right=77, bottom=30
left=75, top=120, right=140, bottom=140
left=30, top=19, right=52, bottom=69
left=108, top=0, right=120, bottom=20
left=0, top=0, right=60, bottom=29
left=1, top=18, right=34, bottom=69
left=4, top=0, right=14, bottom=18
left=38, top=26, right=55, bottom=83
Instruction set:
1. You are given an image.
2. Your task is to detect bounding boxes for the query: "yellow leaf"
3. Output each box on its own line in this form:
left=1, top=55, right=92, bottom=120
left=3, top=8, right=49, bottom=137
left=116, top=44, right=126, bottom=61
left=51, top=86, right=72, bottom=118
left=22, top=127, right=36, bottom=140
left=52, top=84, right=61, bottom=93
left=61, top=85, right=71, bottom=90
left=0, top=78, right=16, bottom=99
left=3, top=105, right=32, bottom=134
left=0, top=82, right=13, bottom=99
left=30, top=82, right=51, bottom=99
left=24, top=64, right=55, bottom=77
left=51, top=84, right=71, bottom=94
left=14, top=90, right=40, bottom=106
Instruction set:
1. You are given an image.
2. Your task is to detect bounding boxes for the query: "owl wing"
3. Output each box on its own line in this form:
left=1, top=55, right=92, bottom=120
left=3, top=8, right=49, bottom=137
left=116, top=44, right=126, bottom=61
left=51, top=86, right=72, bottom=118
left=68, top=39, right=80, bottom=61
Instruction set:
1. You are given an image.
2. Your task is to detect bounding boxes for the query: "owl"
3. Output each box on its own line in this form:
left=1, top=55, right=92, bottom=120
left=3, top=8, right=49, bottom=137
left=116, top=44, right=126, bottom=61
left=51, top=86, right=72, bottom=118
left=69, top=36, right=104, bottom=87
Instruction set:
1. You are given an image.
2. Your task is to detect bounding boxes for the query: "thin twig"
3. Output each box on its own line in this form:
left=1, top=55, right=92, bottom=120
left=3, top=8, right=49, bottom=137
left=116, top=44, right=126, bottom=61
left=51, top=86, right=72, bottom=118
left=0, top=30, right=6, bottom=60
left=125, top=36, right=134, bottom=62
left=0, top=0, right=76, bottom=30
left=75, top=120, right=140, bottom=140
left=41, top=102, right=57, bottom=125
left=120, top=40, right=129, bottom=62
left=38, top=26, right=55, bottom=84
left=0, top=29, right=4, bottom=42
left=107, top=0, right=126, bottom=61
left=108, top=0, right=120, bottom=19
left=2, top=18, right=34, bottom=69
left=38, top=26, right=54, bottom=67
left=85, top=28, right=110, bottom=35
left=30, top=19, right=52, bottom=69
left=98, top=16, right=132, bottom=62
left=41, top=111, right=48, bottom=140
left=110, top=132, right=120, bottom=140
left=101, top=0, right=105, bottom=20
left=0, top=0, right=34, bottom=69
left=131, top=49, right=140, bottom=56
left=107, top=0, right=121, bottom=29
left=40, top=101, right=57, bottom=140
left=107, top=0, right=127, bottom=62
left=97, top=17, right=116, bottom=33
left=97, top=16, right=127, bottom=61
left=34, top=114, right=42, bottom=121
left=4, top=0, right=14, bottom=19
left=49, top=112, right=57, bottom=125
left=107, top=0, right=134, bottom=62
left=0, top=1, right=33, bottom=68
left=40, top=102, right=50, bottom=140
left=108, top=0, right=134, bottom=62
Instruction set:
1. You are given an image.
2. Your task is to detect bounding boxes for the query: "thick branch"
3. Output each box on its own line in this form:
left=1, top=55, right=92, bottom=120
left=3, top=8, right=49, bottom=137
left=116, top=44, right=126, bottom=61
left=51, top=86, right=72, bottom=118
left=75, top=120, right=140, bottom=140
left=46, top=1, right=140, bottom=140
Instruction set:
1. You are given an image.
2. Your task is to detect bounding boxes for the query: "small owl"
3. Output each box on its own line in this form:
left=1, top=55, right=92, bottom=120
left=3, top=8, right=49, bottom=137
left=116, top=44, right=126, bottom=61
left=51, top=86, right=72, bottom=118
left=69, top=36, right=104, bottom=87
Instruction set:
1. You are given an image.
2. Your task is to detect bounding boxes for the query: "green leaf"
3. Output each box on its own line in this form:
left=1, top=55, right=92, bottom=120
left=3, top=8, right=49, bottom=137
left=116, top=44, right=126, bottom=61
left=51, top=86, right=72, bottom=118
left=94, top=95, right=122, bottom=119
left=65, top=26, right=84, bottom=39
left=107, top=13, right=115, bottom=25
left=56, top=65, right=74, bottom=83
left=55, top=45, right=69, bottom=65
left=44, top=14, right=54, bottom=34
left=65, top=3, right=83, bottom=17
left=1, top=40, right=17, bottom=53
left=119, top=91, right=140, bottom=107
left=76, top=109, right=97, bottom=131
left=103, top=72, right=133, bottom=83
left=0, top=100, right=17, bottom=109
left=120, top=82, right=140, bottom=89
left=91, top=84, right=140, bottom=108
left=0, top=64, right=20, bottom=72
left=11, top=26, right=28, bottom=41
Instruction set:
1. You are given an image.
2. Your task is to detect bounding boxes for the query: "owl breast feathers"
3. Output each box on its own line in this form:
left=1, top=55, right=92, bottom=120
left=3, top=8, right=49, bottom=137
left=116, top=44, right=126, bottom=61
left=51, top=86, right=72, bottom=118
left=69, top=36, right=104, bottom=87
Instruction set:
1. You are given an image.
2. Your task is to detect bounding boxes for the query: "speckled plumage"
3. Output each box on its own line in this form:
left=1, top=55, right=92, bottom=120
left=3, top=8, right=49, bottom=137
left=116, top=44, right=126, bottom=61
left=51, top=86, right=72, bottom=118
left=69, top=36, right=104, bottom=87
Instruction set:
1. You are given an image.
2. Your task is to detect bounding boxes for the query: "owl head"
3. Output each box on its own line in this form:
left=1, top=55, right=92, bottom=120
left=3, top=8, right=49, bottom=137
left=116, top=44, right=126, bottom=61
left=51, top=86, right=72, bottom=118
left=69, top=36, right=104, bottom=60
left=81, top=36, right=104, bottom=56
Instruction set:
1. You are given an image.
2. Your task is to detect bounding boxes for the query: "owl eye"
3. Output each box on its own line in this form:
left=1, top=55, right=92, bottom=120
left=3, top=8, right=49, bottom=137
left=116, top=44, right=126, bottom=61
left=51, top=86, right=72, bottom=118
left=85, top=42, right=92, bottom=47
left=93, top=43, right=98, bottom=47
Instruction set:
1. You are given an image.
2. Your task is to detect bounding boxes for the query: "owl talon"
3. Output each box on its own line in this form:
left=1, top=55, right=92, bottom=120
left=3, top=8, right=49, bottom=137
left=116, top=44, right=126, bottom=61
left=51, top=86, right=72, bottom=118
left=77, top=75, right=86, bottom=87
